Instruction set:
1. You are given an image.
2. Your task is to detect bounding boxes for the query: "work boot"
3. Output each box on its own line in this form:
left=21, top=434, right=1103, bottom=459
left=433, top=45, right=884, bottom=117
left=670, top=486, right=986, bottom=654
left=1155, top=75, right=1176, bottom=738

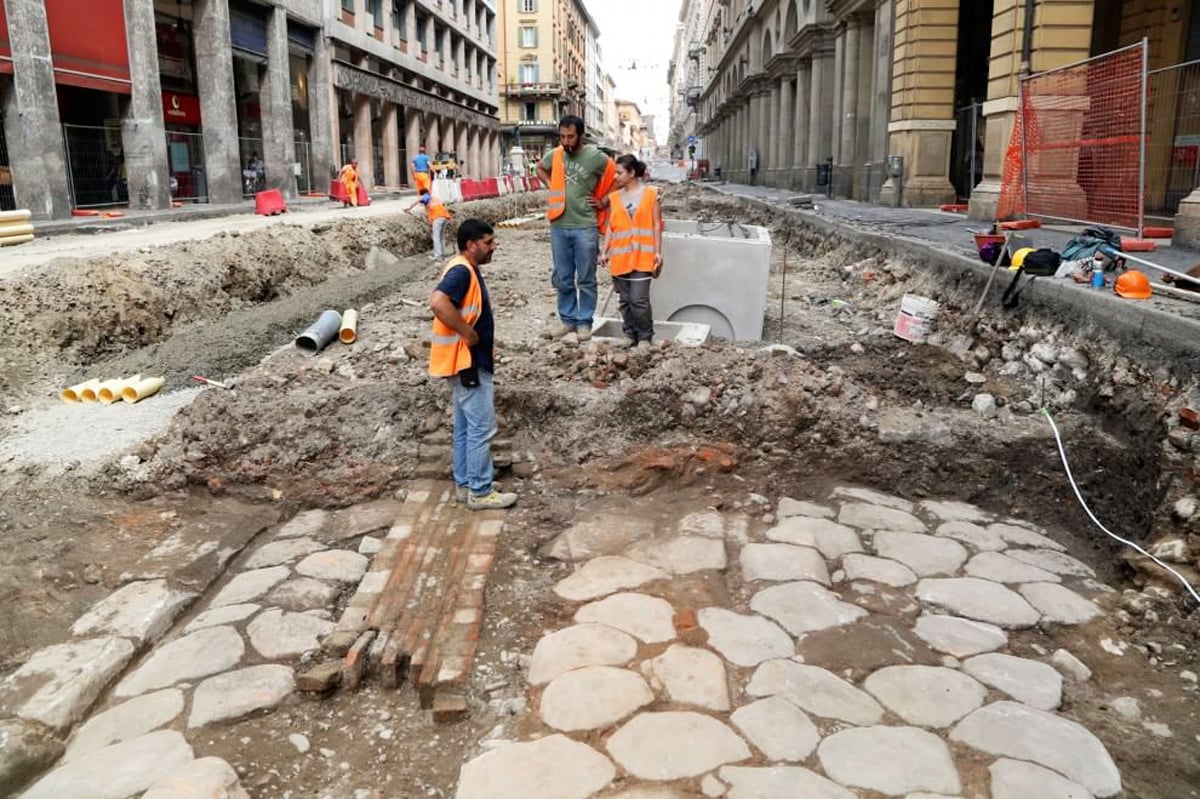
left=576, top=325, right=592, bottom=342
left=454, top=485, right=470, bottom=504
left=467, top=488, right=518, bottom=511
left=615, top=336, right=636, bottom=349
left=543, top=322, right=574, bottom=340
left=636, top=340, right=652, bottom=352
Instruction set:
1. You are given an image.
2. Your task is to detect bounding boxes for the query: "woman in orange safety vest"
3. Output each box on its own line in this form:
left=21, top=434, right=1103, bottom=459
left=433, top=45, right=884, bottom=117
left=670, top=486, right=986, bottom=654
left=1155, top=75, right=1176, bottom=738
left=600, top=154, right=663, bottom=350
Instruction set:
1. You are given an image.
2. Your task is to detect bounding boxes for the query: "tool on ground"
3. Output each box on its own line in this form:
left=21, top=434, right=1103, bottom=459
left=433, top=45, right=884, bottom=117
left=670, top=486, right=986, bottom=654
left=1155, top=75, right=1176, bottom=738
left=193, top=375, right=233, bottom=390
left=1099, top=244, right=1197, bottom=285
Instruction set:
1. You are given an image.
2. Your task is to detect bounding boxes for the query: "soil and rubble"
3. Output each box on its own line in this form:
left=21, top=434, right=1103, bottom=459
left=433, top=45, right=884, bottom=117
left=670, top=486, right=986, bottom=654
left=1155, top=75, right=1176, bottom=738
left=0, top=185, right=1197, bottom=798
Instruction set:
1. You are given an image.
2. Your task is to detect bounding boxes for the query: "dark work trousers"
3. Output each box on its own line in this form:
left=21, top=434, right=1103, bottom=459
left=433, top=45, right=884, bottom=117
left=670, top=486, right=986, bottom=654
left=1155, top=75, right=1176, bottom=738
left=614, top=272, right=655, bottom=342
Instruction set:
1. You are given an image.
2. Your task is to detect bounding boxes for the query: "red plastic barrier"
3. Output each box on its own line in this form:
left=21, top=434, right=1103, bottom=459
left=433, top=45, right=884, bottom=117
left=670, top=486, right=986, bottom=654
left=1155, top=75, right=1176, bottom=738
left=356, top=183, right=370, bottom=206
left=329, top=179, right=349, bottom=203
left=483, top=178, right=499, bottom=198
left=1120, top=238, right=1157, bottom=252
left=254, top=188, right=287, bottom=216
left=504, top=176, right=515, bottom=194
left=461, top=179, right=478, bottom=200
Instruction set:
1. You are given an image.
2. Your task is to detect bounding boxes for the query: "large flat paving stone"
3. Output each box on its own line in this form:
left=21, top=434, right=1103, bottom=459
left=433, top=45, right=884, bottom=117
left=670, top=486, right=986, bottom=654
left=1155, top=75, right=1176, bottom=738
left=0, top=637, right=135, bottom=730
left=915, top=578, right=1041, bottom=629
left=649, top=644, right=730, bottom=711
left=777, top=498, right=835, bottom=519
left=730, top=697, right=820, bottom=761
left=912, top=615, right=1008, bottom=657
left=553, top=556, right=669, bottom=602
left=719, top=766, right=855, bottom=799
left=210, top=566, right=290, bottom=607
left=0, top=719, right=63, bottom=797
left=988, top=522, right=1065, bottom=551
left=606, top=711, right=750, bottom=780
left=115, top=625, right=244, bottom=698
left=750, top=581, right=868, bottom=635
left=69, top=579, right=195, bottom=646
left=862, top=665, right=987, bottom=728
left=276, top=509, right=329, bottom=539
left=740, top=543, right=830, bottom=584
left=839, top=502, right=927, bottom=534
left=831, top=486, right=915, bottom=512
left=950, top=701, right=1121, bottom=796
left=933, top=521, right=1007, bottom=552
left=818, top=725, right=962, bottom=796
left=988, top=757, right=1092, bottom=799
left=528, top=623, right=638, bottom=685
left=1007, top=548, right=1096, bottom=578
left=264, top=577, right=341, bottom=612
left=188, top=664, right=294, bottom=728
left=964, top=552, right=1061, bottom=584
left=1019, top=583, right=1102, bottom=624
left=841, top=554, right=918, bottom=587
left=746, top=659, right=884, bottom=725
left=919, top=499, right=991, bottom=523
left=183, top=603, right=260, bottom=633
left=575, top=593, right=676, bottom=644
left=545, top=516, right=657, bottom=562
left=678, top=509, right=726, bottom=538
left=765, top=517, right=863, bottom=560
left=20, top=730, right=194, bottom=799
left=794, top=618, right=943, bottom=673
left=540, top=666, right=654, bottom=732
left=873, top=532, right=967, bottom=577
left=623, top=536, right=727, bottom=575
left=456, top=734, right=615, bottom=799
left=242, top=538, right=327, bottom=570
left=64, top=689, right=184, bottom=762
left=696, top=608, right=794, bottom=667
left=246, top=609, right=335, bottom=659
left=962, top=653, right=1063, bottom=710
left=295, top=550, right=369, bottom=583
left=143, top=756, right=250, bottom=799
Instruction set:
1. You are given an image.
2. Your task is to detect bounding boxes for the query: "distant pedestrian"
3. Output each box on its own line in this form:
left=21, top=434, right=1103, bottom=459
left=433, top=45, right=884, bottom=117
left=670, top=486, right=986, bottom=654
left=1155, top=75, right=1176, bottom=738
left=339, top=159, right=360, bottom=207
left=406, top=188, right=453, bottom=260
left=428, top=219, right=517, bottom=511
left=536, top=115, right=616, bottom=342
left=412, top=145, right=433, bottom=194
left=601, top=154, right=663, bottom=351
left=748, top=146, right=759, bottom=185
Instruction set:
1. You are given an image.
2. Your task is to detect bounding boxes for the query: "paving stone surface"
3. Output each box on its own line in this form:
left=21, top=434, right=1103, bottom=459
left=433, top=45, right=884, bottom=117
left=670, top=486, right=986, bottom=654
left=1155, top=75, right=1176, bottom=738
left=539, top=666, right=654, bottom=732
left=746, top=660, right=884, bottom=725
left=188, top=665, right=295, bottom=728
left=729, top=697, right=820, bottom=761
left=246, top=609, right=335, bottom=659
left=963, top=552, right=1061, bottom=584
left=210, top=566, right=290, bottom=607
left=265, top=577, right=341, bottom=611
left=777, top=498, right=835, bottom=519
left=528, top=623, right=638, bottom=685
left=649, top=644, right=731, bottom=711
left=606, top=711, right=750, bottom=780
left=1018, top=582, right=1103, bottom=624
left=818, top=726, right=962, bottom=796
left=933, top=521, right=1007, bottom=552
left=142, top=756, right=250, bottom=799
left=678, top=509, right=726, bottom=538
left=750, top=581, right=868, bottom=635
left=950, top=701, right=1121, bottom=796
left=872, top=532, right=968, bottom=577
left=831, top=486, right=915, bottom=512
left=962, top=653, right=1063, bottom=710
left=544, top=516, right=657, bottom=562
left=623, top=536, right=727, bottom=575
left=1006, top=549, right=1096, bottom=578
left=241, top=538, right=327, bottom=570
left=553, top=557, right=669, bottom=602
left=68, top=580, right=195, bottom=646
left=325, top=499, right=405, bottom=541
left=696, top=608, right=794, bottom=667
left=919, top=500, right=991, bottom=523
left=0, top=637, right=135, bottom=730
left=456, top=734, right=615, bottom=799
left=988, top=757, right=1092, bottom=799
left=915, top=578, right=1041, bottom=628
left=183, top=603, right=260, bottom=633
left=115, top=626, right=244, bottom=698
left=20, top=730, right=194, bottom=799
left=740, top=543, right=830, bottom=584
left=0, top=719, right=63, bottom=796
left=719, top=765, right=856, bottom=799
left=575, top=593, right=677, bottom=643
left=838, top=502, right=927, bottom=533
left=765, top=517, right=863, bottom=560
left=294, top=550, right=369, bottom=583
left=275, top=509, right=329, bottom=539
left=840, top=554, right=918, bottom=587
left=64, top=689, right=184, bottom=761
left=862, top=665, right=987, bottom=728
left=988, top=522, right=1065, bottom=551
left=912, top=614, right=1008, bottom=657
left=598, top=788, right=700, bottom=799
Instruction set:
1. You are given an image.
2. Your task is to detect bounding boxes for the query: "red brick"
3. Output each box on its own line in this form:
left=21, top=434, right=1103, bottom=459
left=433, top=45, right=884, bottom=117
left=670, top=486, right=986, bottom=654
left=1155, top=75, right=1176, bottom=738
left=342, top=630, right=376, bottom=691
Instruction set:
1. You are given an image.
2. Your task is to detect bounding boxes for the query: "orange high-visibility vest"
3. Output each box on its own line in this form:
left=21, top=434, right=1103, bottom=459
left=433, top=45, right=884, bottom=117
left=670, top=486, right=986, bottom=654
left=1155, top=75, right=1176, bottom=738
left=428, top=256, right=482, bottom=378
left=547, top=147, right=617, bottom=230
left=426, top=197, right=451, bottom=223
left=606, top=187, right=659, bottom=276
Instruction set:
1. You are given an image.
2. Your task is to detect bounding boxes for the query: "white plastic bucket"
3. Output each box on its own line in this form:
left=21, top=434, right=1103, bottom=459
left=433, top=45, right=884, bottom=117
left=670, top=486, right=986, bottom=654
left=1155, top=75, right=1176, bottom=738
left=894, top=293, right=940, bottom=343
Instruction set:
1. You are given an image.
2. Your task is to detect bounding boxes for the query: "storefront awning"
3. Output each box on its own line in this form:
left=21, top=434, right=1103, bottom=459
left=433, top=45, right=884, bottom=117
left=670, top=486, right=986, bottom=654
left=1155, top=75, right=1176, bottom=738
left=0, top=4, right=13, bottom=75
left=46, top=0, right=131, bottom=93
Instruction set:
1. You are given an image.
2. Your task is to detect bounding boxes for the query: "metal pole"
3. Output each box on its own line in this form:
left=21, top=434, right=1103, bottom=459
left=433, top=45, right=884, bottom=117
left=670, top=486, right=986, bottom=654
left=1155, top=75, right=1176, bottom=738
left=969, top=103, right=978, bottom=196
left=62, top=125, right=77, bottom=209
left=1019, top=79, right=1030, bottom=221
left=1138, top=36, right=1148, bottom=240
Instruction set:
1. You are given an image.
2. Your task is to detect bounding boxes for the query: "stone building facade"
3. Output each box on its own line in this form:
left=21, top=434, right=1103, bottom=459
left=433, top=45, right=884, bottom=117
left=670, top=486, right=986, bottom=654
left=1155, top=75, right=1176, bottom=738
left=666, top=0, right=710, bottom=161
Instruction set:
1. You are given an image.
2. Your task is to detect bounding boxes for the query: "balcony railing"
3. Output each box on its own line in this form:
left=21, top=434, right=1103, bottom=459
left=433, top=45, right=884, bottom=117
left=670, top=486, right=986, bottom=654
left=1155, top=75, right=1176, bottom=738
left=502, top=81, right=565, bottom=96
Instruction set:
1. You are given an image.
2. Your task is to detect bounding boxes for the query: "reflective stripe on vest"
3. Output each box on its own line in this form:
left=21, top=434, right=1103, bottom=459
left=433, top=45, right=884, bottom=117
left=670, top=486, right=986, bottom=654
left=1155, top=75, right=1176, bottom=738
left=606, top=187, right=659, bottom=276
left=428, top=256, right=482, bottom=378
left=547, top=148, right=617, bottom=230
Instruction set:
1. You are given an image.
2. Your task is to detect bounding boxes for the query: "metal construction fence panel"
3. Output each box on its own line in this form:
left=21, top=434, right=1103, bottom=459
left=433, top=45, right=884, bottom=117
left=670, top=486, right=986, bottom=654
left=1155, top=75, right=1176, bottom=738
left=239, top=136, right=266, bottom=197
left=0, top=114, right=14, bottom=212
left=166, top=130, right=208, bottom=203
left=1144, top=58, right=1200, bottom=222
left=294, top=140, right=313, bottom=194
left=63, top=124, right=127, bottom=209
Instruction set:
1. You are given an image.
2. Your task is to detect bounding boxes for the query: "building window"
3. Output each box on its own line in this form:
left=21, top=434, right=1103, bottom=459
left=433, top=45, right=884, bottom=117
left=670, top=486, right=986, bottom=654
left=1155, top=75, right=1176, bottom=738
left=518, top=26, right=537, bottom=48
left=518, top=62, right=539, bottom=84
left=394, top=1, right=407, bottom=38
left=342, top=0, right=354, bottom=11
left=368, top=0, right=383, bottom=28
left=523, top=102, right=536, bottom=121
left=519, top=0, right=537, bottom=12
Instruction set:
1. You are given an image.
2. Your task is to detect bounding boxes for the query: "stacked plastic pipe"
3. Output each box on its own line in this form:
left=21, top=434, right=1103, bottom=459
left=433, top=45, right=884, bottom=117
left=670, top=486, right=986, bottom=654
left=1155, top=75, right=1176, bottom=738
left=60, top=374, right=165, bottom=404
left=0, top=209, right=33, bottom=247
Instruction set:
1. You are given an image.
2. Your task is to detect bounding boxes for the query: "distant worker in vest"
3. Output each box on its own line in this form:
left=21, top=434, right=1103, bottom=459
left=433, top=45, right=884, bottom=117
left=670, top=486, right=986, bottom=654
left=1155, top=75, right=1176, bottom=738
left=537, top=115, right=616, bottom=342
left=412, top=145, right=433, bottom=194
left=601, top=155, right=663, bottom=351
left=405, top=188, right=453, bottom=260
left=428, top=219, right=517, bottom=511
left=339, top=159, right=360, bottom=208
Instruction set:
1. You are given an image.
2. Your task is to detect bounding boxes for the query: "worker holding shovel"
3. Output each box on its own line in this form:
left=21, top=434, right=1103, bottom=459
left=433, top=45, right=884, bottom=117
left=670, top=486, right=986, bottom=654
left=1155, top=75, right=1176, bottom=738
left=406, top=189, right=453, bottom=260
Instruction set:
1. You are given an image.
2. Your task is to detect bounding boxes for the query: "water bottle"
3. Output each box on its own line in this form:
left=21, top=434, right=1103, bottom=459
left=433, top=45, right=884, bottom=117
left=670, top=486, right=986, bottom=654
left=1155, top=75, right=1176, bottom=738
left=1091, top=253, right=1106, bottom=290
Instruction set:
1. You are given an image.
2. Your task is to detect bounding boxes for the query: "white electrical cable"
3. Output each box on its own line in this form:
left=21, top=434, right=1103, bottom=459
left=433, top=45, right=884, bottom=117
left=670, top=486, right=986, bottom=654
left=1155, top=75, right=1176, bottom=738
left=1041, top=407, right=1200, bottom=605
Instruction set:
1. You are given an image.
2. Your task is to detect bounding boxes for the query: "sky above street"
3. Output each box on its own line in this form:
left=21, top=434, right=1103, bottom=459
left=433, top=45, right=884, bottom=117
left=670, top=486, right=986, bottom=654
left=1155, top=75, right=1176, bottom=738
left=587, top=0, right=681, bottom=144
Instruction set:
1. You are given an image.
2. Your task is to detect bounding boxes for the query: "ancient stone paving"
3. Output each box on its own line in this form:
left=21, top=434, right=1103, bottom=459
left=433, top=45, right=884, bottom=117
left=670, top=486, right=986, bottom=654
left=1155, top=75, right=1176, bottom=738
left=455, top=487, right=1128, bottom=799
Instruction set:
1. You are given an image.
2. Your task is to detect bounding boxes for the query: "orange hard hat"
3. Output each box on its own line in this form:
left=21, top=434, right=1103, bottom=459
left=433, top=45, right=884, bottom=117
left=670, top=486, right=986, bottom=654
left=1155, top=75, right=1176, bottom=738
left=1114, top=270, right=1152, bottom=299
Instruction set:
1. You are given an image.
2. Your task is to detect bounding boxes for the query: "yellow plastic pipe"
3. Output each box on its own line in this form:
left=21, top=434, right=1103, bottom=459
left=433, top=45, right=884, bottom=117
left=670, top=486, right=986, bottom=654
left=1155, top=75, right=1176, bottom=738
left=122, top=376, right=165, bottom=404
left=0, top=233, right=33, bottom=247
left=340, top=309, right=359, bottom=344
left=0, top=209, right=32, bottom=224
left=0, top=223, right=34, bottom=237
left=97, top=374, right=142, bottom=404
left=61, top=378, right=101, bottom=403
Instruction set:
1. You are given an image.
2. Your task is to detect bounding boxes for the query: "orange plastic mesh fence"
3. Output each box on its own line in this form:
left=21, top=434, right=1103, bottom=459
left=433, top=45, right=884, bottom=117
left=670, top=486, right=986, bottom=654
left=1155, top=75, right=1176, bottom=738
left=998, top=42, right=1146, bottom=231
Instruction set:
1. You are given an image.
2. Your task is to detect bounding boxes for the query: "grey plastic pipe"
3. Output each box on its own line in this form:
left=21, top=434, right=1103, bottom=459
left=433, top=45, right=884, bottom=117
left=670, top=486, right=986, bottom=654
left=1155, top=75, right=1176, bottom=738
left=295, top=309, right=343, bottom=355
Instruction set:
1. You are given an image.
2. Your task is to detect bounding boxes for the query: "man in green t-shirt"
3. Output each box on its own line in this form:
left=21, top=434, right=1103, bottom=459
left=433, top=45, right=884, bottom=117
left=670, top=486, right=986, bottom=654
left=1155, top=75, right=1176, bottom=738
left=537, top=115, right=614, bottom=341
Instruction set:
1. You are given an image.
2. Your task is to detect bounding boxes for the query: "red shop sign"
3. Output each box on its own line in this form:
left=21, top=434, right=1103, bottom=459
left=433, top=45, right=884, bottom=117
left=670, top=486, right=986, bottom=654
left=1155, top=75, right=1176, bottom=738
left=162, top=92, right=202, bottom=126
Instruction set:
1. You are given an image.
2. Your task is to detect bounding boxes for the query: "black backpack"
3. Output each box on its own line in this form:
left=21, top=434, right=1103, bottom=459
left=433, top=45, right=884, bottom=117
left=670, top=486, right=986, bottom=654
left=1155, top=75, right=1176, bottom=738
left=1002, top=247, right=1061, bottom=309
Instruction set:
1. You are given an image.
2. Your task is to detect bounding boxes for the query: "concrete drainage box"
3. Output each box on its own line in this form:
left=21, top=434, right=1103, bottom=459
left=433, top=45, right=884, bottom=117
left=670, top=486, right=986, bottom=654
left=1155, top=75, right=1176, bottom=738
left=592, top=317, right=710, bottom=346
left=652, top=219, right=773, bottom=341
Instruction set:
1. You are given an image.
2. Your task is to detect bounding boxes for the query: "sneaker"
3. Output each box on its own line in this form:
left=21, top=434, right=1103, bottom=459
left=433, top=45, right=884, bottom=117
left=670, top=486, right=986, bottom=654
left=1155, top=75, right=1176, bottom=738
left=615, top=336, right=636, bottom=349
left=543, top=322, right=574, bottom=340
left=636, top=340, right=652, bottom=351
left=467, top=488, right=518, bottom=511
left=454, top=485, right=470, bottom=504
left=576, top=325, right=592, bottom=342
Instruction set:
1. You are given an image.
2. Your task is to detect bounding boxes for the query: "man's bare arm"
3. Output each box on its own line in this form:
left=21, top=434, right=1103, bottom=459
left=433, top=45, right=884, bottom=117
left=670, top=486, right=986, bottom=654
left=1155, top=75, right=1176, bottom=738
left=429, top=290, right=480, bottom=346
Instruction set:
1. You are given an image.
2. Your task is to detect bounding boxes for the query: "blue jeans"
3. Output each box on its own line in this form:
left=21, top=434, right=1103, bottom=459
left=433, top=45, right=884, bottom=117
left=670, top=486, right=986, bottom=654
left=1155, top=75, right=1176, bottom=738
left=550, top=226, right=599, bottom=328
left=451, top=370, right=497, bottom=496
left=432, top=217, right=447, bottom=258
